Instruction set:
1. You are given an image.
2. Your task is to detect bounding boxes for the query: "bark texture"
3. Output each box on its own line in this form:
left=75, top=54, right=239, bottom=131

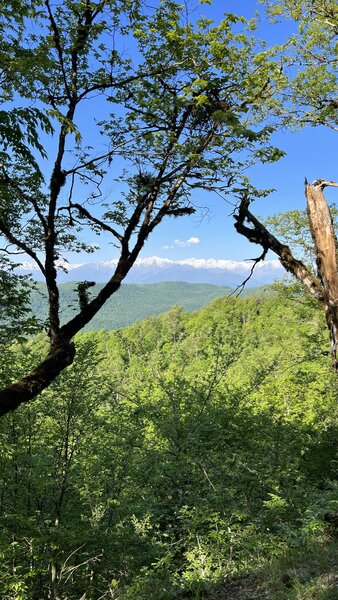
left=235, top=179, right=338, bottom=371
left=0, top=342, right=75, bottom=417
left=306, top=180, right=338, bottom=370
left=0, top=267, right=127, bottom=416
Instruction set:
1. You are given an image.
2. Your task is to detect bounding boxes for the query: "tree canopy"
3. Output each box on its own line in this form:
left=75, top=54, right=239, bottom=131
left=2, top=0, right=338, bottom=411
left=0, top=0, right=285, bottom=414
left=234, top=0, right=338, bottom=369
left=3, top=1, right=338, bottom=596
left=1, top=290, right=337, bottom=598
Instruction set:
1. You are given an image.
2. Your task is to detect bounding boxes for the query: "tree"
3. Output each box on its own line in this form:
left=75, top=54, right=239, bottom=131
left=234, top=0, right=338, bottom=370
left=0, top=2, right=53, bottom=343
left=1, top=293, right=335, bottom=598
left=0, top=0, right=283, bottom=415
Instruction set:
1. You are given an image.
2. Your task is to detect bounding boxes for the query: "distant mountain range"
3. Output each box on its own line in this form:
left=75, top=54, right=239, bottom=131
left=17, top=256, right=286, bottom=287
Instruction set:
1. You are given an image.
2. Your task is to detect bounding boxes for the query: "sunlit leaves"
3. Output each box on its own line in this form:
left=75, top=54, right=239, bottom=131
left=262, top=0, right=338, bottom=131
left=0, top=290, right=337, bottom=596
left=0, top=0, right=286, bottom=295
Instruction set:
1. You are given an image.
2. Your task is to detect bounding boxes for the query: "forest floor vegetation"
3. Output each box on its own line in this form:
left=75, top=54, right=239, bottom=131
left=1, top=288, right=338, bottom=599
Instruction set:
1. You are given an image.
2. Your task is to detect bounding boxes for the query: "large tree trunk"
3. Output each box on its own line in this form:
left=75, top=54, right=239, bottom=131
left=305, top=180, right=338, bottom=370
left=0, top=342, right=75, bottom=417
left=234, top=179, right=338, bottom=371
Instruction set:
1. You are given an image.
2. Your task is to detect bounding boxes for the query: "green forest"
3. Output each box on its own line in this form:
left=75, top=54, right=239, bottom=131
left=28, top=282, right=234, bottom=330
left=2, top=288, right=338, bottom=598
left=3, top=0, right=338, bottom=597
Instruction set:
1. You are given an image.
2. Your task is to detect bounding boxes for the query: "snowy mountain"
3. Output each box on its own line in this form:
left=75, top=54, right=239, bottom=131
left=15, top=256, right=286, bottom=287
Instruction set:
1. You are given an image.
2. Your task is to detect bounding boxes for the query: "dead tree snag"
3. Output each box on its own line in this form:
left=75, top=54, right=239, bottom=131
left=235, top=179, right=338, bottom=371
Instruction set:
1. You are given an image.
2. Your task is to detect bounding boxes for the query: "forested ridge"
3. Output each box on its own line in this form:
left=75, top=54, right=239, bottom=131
left=2, top=288, right=338, bottom=599
left=27, top=281, right=257, bottom=331
left=3, top=0, right=338, bottom=597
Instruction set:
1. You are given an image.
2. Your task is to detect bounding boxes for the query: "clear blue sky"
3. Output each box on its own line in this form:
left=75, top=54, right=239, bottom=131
left=135, top=123, right=338, bottom=262
left=55, top=0, right=338, bottom=264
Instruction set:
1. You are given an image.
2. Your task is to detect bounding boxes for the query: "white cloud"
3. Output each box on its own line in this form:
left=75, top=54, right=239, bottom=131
left=186, top=236, right=200, bottom=245
left=173, top=236, right=201, bottom=248
left=162, top=236, right=201, bottom=250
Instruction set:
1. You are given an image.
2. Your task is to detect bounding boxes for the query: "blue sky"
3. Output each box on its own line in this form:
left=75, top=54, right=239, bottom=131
left=143, top=0, right=338, bottom=263
left=47, top=0, right=338, bottom=264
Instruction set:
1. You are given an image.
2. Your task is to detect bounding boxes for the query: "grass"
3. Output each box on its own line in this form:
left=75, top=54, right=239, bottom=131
left=188, top=535, right=338, bottom=599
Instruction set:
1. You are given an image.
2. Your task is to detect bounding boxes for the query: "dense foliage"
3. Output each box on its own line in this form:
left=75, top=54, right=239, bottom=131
left=2, top=1, right=338, bottom=597
left=0, top=0, right=286, bottom=413
left=234, top=0, right=338, bottom=368
left=1, top=289, right=338, bottom=599
left=27, top=281, right=240, bottom=330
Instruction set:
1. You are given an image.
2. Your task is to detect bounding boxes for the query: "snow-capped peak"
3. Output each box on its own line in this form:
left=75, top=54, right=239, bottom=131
left=14, top=255, right=285, bottom=286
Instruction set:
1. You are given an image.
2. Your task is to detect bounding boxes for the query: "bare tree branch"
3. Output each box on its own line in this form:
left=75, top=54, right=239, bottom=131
left=234, top=180, right=338, bottom=371
left=234, top=196, right=325, bottom=303
left=0, top=219, right=46, bottom=275
left=70, top=202, right=123, bottom=241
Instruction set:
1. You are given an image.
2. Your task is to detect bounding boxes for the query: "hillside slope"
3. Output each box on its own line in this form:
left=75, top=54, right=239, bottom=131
left=1, top=290, right=337, bottom=599
left=29, top=281, right=261, bottom=330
